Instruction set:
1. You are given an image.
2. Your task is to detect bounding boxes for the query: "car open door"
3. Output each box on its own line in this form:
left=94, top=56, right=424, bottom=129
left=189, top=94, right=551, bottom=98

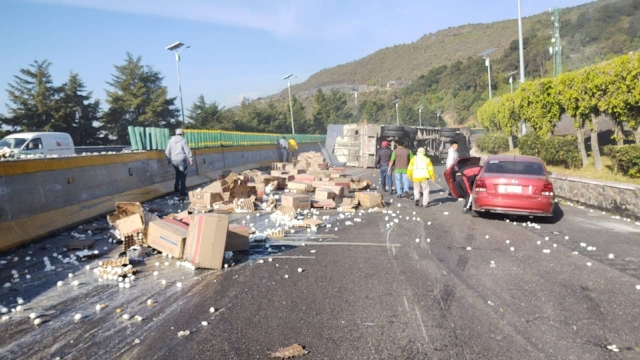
left=444, top=157, right=482, bottom=198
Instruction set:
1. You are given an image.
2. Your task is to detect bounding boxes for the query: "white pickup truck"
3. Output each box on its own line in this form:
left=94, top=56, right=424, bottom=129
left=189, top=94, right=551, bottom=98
left=0, top=132, right=75, bottom=157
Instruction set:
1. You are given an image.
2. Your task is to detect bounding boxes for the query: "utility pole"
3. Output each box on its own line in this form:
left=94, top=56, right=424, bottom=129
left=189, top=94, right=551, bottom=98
left=550, top=8, right=562, bottom=77
left=517, top=0, right=525, bottom=83
left=283, top=74, right=295, bottom=135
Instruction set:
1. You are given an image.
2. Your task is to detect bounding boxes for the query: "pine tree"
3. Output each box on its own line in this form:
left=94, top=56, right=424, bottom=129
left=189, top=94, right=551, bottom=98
left=3, top=60, right=57, bottom=131
left=187, top=94, right=233, bottom=130
left=54, top=72, right=103, bottom=145
left=101, top=53, right=179, bottom=142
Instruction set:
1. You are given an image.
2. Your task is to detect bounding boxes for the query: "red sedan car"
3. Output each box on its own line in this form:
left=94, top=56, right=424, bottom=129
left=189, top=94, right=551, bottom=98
left=445, top=155, right=556, bottom=218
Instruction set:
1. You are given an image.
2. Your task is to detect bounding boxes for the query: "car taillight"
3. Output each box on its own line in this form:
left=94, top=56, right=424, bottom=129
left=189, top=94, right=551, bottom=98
left=475, top=179, right=487, bottom=192
left=541, top=182, right=554, bottom=196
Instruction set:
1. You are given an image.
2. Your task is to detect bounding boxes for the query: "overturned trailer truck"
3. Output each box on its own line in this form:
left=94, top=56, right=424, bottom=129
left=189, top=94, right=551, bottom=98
left=325, top=124, right=479, bottom=168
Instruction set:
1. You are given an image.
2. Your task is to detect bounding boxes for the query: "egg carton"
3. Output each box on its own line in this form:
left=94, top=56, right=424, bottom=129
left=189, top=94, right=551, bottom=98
left=122, top=233, right=143, bottom=251
left=233, top=197, right=256, bottom=212
left=278, top=206, right=298, bottom=220
left=100, top=257, right=130, bottom=268
left=266, top=229, right=285, bottom=239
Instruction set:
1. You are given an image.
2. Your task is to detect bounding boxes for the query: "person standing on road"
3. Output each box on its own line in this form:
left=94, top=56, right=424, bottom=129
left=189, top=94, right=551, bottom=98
left=288, top=137, right=298, bottom=162
left=408, top=147, right=435, bottom=207
left=446, top=141, right=459, bottom=197
left=446, top=141, right=459, bottom=169
left=455, top=165, right=482, bottom=213
left=165, top=129, right=193, bottom=197
left=388, top=140, right=413, bottom=198
left=375, top=141, right=393, bottom=194
left=278, top=136, right=289, bottom=163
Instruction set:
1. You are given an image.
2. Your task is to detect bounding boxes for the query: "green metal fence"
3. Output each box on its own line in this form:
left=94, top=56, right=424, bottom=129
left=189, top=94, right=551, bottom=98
left=128, top=126, right=326, bottom=150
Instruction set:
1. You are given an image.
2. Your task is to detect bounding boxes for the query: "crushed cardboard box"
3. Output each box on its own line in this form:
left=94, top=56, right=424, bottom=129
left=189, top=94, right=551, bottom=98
left=350, top=179, right=372, bottom=191
left=315, top=189, right=336, bottom=200
left=188, top=191, right=224, bottom=207
left=355, top=192, right=384, bottom=208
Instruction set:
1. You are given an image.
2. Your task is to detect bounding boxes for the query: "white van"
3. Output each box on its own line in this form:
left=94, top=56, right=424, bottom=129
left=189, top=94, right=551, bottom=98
left=0, top=132, right=75, bottom=157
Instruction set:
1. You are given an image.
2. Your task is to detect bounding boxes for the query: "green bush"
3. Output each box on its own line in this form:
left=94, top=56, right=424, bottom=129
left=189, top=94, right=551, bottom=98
left=476, top=133, right=509, bottom=154
left=517, top=132, right=543, bottom=157
left=516, top=134, right=581, bottom=169
left=604, top=145, right=640, bottom=178
left=539, top=136, right=582, bottom=169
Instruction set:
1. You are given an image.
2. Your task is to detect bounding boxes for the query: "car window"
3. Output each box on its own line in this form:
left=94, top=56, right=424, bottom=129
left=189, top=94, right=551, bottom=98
left=0, top=137, right=28, bottom=149
left=484, top=160, right=545, bottom=176
left=25, top=138, right=43, bottom=150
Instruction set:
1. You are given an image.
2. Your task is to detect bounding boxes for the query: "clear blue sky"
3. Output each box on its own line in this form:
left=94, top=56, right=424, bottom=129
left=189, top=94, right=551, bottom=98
left=0, top=0, right=591, bottom=113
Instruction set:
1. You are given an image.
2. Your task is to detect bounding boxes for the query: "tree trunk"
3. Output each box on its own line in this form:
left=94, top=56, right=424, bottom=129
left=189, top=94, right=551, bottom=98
left=508, top=135, right=514, bottom=151
left=576, top=127, right=588, bottom=167
left=616, top=122, right=625, bottom=146
left=591, top=115, right=603, bottom=171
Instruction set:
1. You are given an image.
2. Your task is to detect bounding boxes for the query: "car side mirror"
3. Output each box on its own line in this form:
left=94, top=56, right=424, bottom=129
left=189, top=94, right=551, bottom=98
left=547, top=171, right=553, bottom=176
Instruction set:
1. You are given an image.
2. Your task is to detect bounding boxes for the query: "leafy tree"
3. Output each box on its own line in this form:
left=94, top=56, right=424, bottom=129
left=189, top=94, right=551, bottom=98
left=101, top=53, right=179, bottom=143
left=3, top=60, right=57, bottom=131
left=514, top=79, right=562, bottom=137
left=582, top=65, right=606, bottom=171
left=495, top=93, right=520, bottom=150
left=54, top=72, right=103, bottom=145
left=556, top=71, right=590, bottom=167
left=310, top=89, right=330, bottom=134
left=360, top=98, right=387, bottom=124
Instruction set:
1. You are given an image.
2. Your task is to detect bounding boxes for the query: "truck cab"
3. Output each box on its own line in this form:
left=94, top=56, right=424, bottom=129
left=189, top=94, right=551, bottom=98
left=0, top=132, right=75, bottom=157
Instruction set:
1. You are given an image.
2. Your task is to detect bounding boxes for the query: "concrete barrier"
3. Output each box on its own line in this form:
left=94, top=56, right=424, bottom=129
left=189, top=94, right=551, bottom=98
left=0, top=143, right=318, bottom=251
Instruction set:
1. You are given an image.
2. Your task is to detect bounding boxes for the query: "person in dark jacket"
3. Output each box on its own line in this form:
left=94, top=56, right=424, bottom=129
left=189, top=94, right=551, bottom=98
left=388, top=140, right=413, bottom=198
left=455, top=165, right=481, bottom=213
left=375, top=141, right=393, bottom=194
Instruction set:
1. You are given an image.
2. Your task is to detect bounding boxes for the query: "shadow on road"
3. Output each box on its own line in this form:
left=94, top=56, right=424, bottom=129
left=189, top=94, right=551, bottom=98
left=474, top=204, right=565, bottom=224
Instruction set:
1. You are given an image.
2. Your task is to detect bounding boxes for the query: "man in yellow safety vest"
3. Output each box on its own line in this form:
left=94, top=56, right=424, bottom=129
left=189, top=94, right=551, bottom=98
left=407, top=147, right=435, bottom=208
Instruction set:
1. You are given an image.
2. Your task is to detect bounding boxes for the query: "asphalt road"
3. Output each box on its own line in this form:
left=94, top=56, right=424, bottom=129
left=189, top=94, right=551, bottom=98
left=2, top=165, right=640, bottom=359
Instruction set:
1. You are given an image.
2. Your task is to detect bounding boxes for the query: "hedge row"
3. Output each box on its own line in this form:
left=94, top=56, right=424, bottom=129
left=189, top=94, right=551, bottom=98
left=604, top=145, right=640, bottom=178
left=476, top=133, right=509, bottom=154
left=477, top=133, right=582, bottom=169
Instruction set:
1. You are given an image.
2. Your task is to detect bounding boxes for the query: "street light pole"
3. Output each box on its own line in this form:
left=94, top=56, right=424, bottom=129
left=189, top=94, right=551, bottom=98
left=485, top=57, right=492, bottom=100
left=352, top=90, right=359, bottom=121
left=517, top=0, right=525, bottom=83
left=283, top=74, right=295, bottom=135
left=393, top=99, right=400, bottom=125
left=418, top=106, right=423, bottom=127
left=165, top=41, right=190, bottom=127
left=510, top=76, right=514, bottom=94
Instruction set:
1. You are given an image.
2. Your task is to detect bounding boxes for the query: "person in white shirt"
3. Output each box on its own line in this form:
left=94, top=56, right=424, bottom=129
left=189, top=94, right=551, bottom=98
left=445, top=141, right=459, bottom=197
left=446, top=141, right=459, bottom=169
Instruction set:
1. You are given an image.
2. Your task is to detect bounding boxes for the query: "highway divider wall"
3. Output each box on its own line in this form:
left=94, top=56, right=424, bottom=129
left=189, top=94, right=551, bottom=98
left=0, top=143, right=318, bottom=252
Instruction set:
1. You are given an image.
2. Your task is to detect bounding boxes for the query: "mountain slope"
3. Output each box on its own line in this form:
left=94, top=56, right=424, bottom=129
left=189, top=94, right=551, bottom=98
left=286, top=0, right=623, bottom=96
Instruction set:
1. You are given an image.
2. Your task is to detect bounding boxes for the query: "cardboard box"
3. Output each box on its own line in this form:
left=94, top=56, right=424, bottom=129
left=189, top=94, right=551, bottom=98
left=351, top=179, right=372, bottom=191
left=189, top=191, right=224, bottom=207
left=355, top=192, right=383, bottom=208
left=270, top=170, right=288, bottom=177
left=184, top=214, right=229, bottom=269
left=288, top=169, right=306, bottom=175
left=312, top=182, right=348, bottom=197
left=330, top=167, right=346, bottom=174
left=341, top=197, right=359, bottom=207
left=287, top=181, right=314, bottom=192
left=276, top=175, right=295, bottom=190
left=312, top=199, right=338, bottom=209
left=315, top=189, right=336, bottom=200
left=107, top=202, right=145, bottom=226
left=247, top=182, right=265, bottom=199
left=115, top=214, right=144, bottom=235
left=229, top=184, right=257, bottom=200
left=294, top=174, right=315, bottom=183
left=281, top=194, right=311, bottom=210
left=147, top=218, right=188, bottom=258
left=227, top=225, right=250, bottom=251
left=202, top=179, right=229, bottom=194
